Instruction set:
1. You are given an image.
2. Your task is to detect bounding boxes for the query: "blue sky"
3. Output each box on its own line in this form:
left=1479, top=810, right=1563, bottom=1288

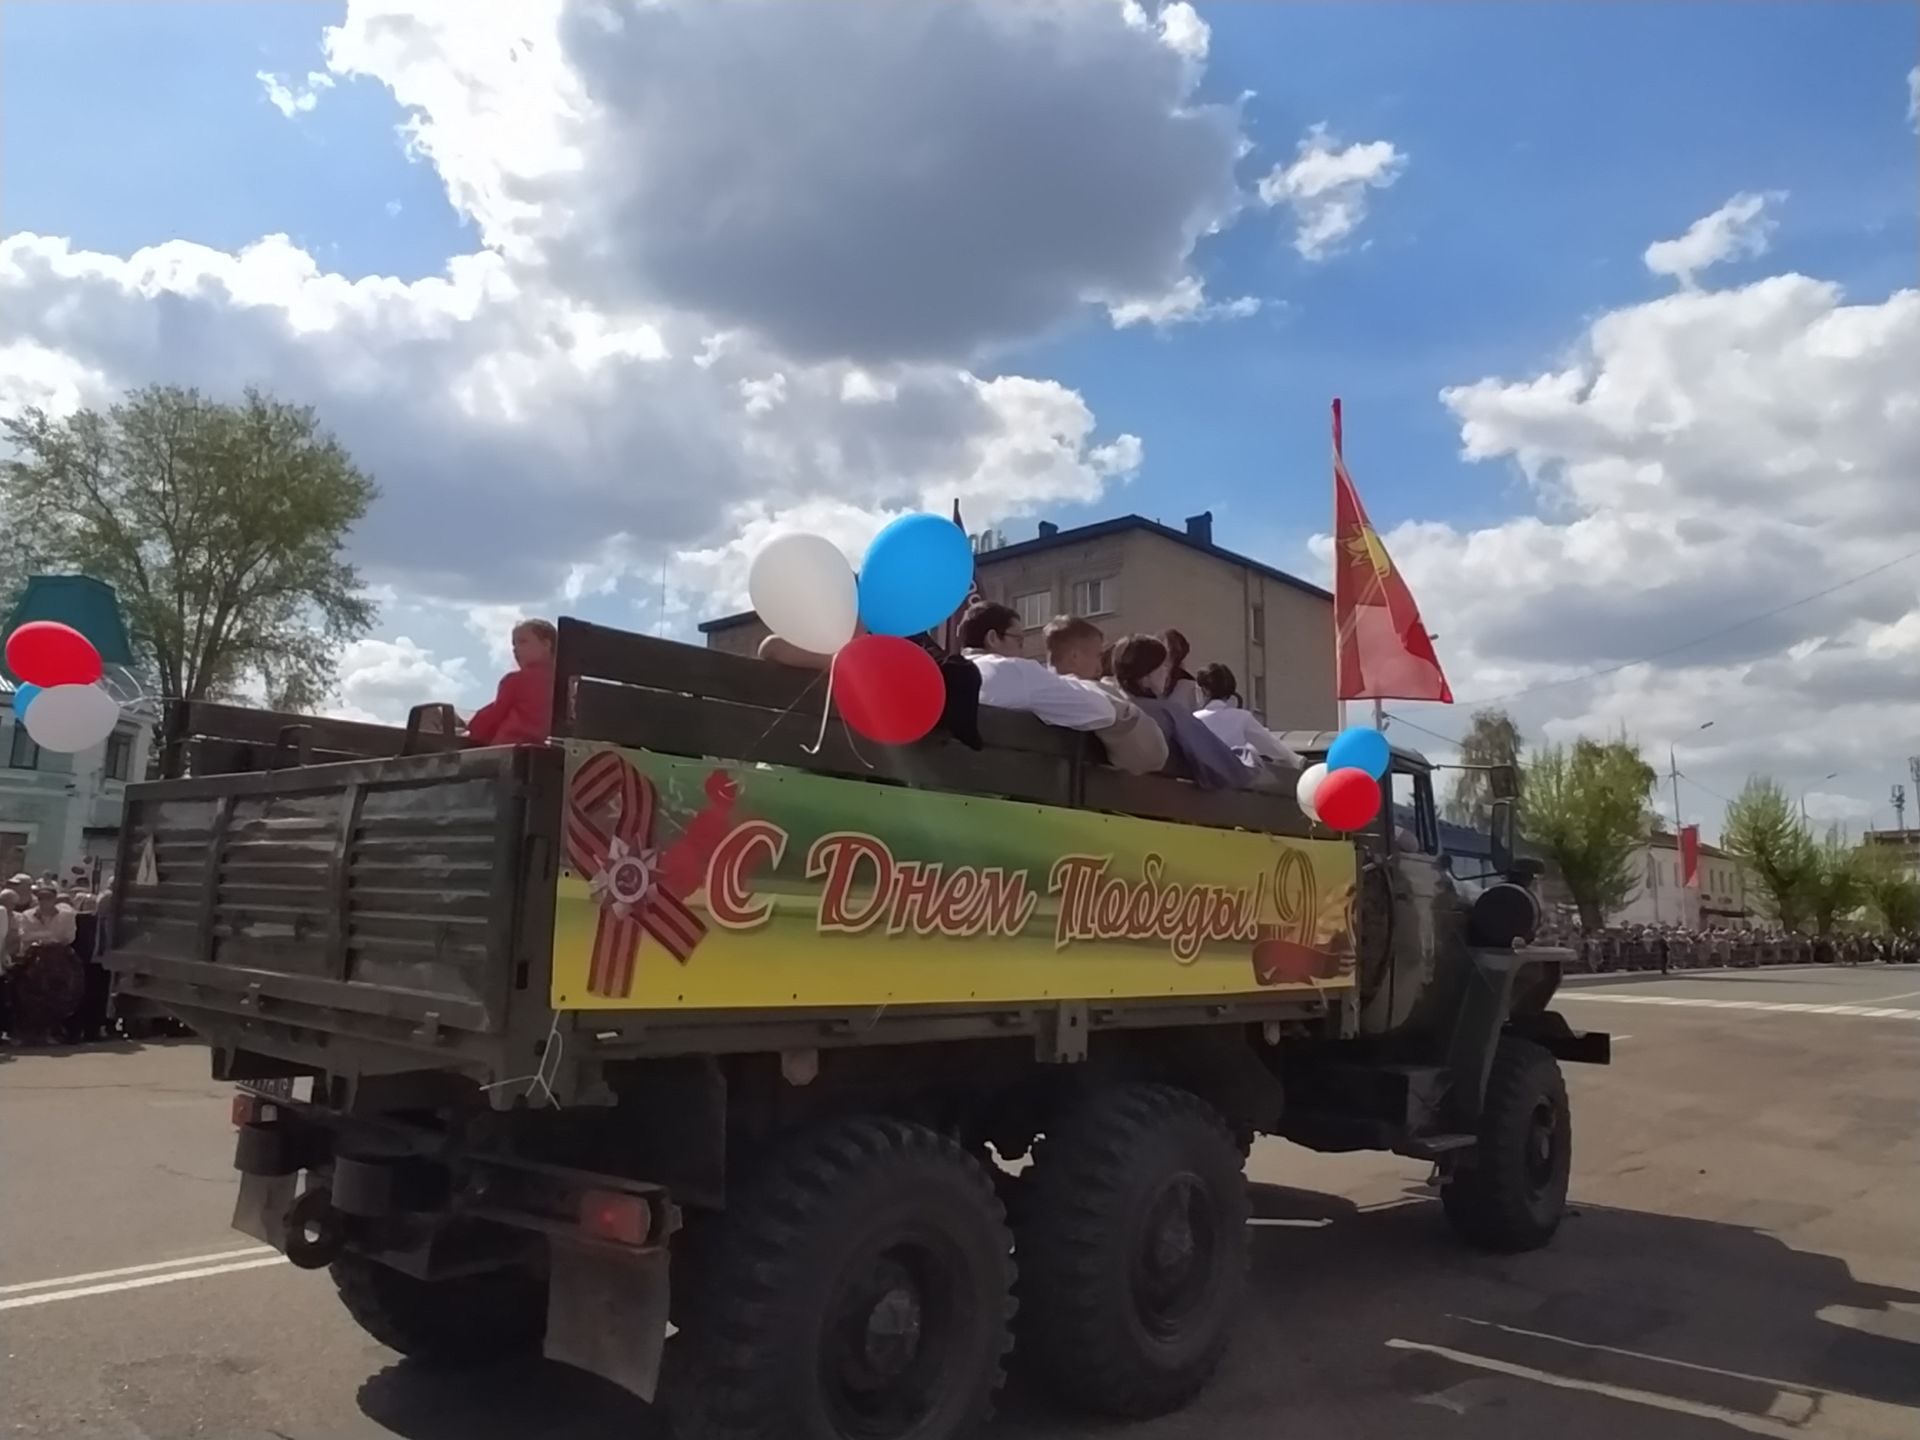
left=8, top=1, right=1911, bottom=562
left=3, top=1, right=1916, bottom=828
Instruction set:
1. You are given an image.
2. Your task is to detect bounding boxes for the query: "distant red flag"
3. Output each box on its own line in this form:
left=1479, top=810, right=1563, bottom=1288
left=940, top=498, right=983, bottom=654
left=1332, top=399, right=1453, bottom=703
left=1680, top=825, right=1701, bottom=889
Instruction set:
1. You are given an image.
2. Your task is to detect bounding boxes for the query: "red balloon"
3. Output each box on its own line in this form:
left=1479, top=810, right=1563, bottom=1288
left=1314, top=767, right=1381, bottom=831
left=835, top=635, right=944, bottom=745
left=5, top=621, right=103, bottom=687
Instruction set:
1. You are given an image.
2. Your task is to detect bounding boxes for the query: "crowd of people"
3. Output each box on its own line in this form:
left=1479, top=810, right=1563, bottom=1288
left=0, top=872, right=113, bottom=1046
left=1540, top=920, right=1920, bottom=972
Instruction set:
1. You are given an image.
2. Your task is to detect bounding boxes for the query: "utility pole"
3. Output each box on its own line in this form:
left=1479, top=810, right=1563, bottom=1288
left=1894, top=784, right=1908, bottom=832
left=1668, top=744, right=1684, bottom=836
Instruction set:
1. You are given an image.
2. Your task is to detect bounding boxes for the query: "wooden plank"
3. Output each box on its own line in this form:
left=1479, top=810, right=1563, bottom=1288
left=174, top=700, right=414, bottom=757
left=558, top=619, right=825, bottom=716
left=556, top=619, right=1083, bottom=761
left=571, top=680, right=1075, bottom=806
left=1081, top=767, right=1313, bottom=836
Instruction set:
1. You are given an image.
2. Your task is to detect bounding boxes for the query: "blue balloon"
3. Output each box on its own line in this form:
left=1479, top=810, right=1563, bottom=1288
left=1327, top=725, right=1391, bottom=780
left=12, top=681, right=41, bottom=717
left=857, top=513, right=976, bottom=637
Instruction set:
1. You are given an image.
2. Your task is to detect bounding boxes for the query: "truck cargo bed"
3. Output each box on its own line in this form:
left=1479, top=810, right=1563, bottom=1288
left=109, top=745, right=552, bottom=1081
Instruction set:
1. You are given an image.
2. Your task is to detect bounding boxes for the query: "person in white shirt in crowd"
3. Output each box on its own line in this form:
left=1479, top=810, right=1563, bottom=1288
left=959, top=603, right=1118, bottom=732
left=1192, top=663, right=1303, bottom=768
left=6, top=881, right=82, bottom=1045
left=1042, top=616, right=1169, bottom=775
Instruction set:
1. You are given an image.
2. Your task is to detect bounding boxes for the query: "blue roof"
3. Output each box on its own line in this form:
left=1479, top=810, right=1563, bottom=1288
left=2, top=575, right=137, bottom=687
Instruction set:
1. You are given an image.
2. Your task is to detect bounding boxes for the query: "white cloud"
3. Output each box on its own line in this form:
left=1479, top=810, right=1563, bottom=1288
left=1256, top=123, right=1406, bottom=261
left=1642, top=191, right=1783, bottom=287
left=1908, top=65, right=1919, bottom=132
left=318, top=0, right=1244, bottom=365
left=256, top=69, right=334, bottom=118
left=1107, top=274, right=1261, bottom=329
left=333, top=636, right=471, bottom=722
left=5, top=0, right=1206, bottom=625
left=1365, top=250, right=1919, bottom=835
left=1156, top=3, right=1210, bottom=62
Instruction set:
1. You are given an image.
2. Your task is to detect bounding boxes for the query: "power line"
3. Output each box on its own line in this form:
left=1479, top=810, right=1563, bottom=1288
left=1454, top=543, right=1920, bottom=708
left=1679, top=772, right=1737, bottom=809
left=1381, top=711, right=1464, bottom=750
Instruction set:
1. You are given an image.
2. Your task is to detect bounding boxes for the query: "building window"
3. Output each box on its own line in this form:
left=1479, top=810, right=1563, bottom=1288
left=1070, top=577, right=1115, bottom=617
left=1647, top=855, right=1657, bottom=887
left=0, top=831, right=26, bottom=878
left=7, top=723, right=38, bottom=771
left=1251, top=674, right=1267, bottom=717
left=104, top=729, right=133, bottom=781
left=1250, top=603, right=1265, bottom=646
left=1013, top=590, right=1052, bottom=631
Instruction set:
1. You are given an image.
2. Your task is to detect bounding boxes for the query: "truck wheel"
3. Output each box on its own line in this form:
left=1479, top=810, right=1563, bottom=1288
left=330, top=1253, right=545, bottom=1365
left=1442, top=1037, right=1571, bottom=1253
left=670, top=1117, right=1014, bottom=1440
left=1013, top=1084, right=1248, bottom=1418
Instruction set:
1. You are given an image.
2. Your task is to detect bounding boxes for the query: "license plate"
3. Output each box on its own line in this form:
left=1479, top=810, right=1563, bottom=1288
left=240, top=1076, right=300, bottom=1102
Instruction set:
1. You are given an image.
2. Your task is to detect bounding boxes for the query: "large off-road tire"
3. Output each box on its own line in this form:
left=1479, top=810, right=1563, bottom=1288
left=330, top=1252, right=546, bottom=1365
left=1442, top=1036, right=1572, bottom=1253
left=1012, top=1084, right=1249, bottom=1419
left=668, top=1116, right=1014, bottom=1440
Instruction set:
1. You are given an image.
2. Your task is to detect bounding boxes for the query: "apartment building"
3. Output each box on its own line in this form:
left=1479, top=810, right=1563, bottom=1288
left=701, top=512, right=1337, bottom=730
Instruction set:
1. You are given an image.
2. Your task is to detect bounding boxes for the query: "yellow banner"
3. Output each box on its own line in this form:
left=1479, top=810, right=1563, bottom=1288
left=551, top=744, right=1358, bottom=1011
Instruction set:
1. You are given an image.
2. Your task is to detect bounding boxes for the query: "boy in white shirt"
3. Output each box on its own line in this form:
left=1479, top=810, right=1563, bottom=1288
left=958, top=604, right=1117, bottom=731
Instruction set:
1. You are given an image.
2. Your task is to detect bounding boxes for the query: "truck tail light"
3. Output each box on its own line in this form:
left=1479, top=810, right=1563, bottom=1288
left=232, top=1094, right=276, bottom=1127
left=580, top=1189, right=651, bottom=1247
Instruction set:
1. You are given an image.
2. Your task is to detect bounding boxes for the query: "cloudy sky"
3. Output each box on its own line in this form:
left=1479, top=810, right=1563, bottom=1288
left=2, top=1, right=1915, bottom=838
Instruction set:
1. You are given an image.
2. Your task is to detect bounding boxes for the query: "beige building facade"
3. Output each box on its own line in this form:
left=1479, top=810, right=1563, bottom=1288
left=702, top=513, right=1337, bottom=731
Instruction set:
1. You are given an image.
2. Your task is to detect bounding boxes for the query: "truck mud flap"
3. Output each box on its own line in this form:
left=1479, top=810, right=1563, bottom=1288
left=233, top=1171, right=298, bottom=1251
left=544, top=1237, right=670, bottom=1401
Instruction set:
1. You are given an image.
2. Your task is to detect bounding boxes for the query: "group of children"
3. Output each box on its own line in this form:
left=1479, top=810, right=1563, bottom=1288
left=949, top=603, right=1301, bottom=790
left=461, top=608, right=1297, bottom=793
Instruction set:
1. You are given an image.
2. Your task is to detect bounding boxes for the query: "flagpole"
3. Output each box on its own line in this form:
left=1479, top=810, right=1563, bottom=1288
left=1334, top=397, right=1345, bottom=732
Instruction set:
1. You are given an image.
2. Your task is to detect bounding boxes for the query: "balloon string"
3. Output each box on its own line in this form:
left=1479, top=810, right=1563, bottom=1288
left=801, top=653, right=837, bottom=756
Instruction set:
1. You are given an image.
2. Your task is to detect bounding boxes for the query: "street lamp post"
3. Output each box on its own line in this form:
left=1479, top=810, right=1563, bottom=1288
left=1799, top=772, right=1840, bottom=825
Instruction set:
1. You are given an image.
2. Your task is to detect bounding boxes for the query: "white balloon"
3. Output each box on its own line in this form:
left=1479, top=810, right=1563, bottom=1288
left=748, top=532, right=859, bottom=656
left=22, top=681, right=120, bottom=754
left=1295, top=761, right=1329, bottom=824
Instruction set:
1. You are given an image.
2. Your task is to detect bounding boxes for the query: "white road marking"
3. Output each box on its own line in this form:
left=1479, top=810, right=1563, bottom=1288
left=1869, top=987, right=1920, bottom=1004
left=1386, top=1337, right=1807, bottom=1439
left=1445, top=1314, right=1877, bottom=1400
left=0, top=1245, right=274, bottom=1297
left=1559, top=994, right=1920, bottom=1020
left=0, top=1255, right=286, bottom=1312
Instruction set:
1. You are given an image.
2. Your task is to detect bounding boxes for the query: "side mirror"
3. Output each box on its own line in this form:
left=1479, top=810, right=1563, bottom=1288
left=1490, top=797, right=1516, bottom=875
left=1489, top=763, right=1519, bottom=801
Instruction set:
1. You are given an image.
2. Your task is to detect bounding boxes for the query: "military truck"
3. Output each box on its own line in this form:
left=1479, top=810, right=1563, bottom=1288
left=103, top=620, right=1607, bottom=1440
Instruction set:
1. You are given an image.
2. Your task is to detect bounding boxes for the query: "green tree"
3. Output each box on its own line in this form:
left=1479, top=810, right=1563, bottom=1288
left=1721, top=777, right=1815, bottom=932
left=1801, top=827, right=1868, bottom=937
left=1522, top=736, right=1658, bottom=931
left=2, top=385, right=377, bottom=709
left=1857, top=844, right=1920, bottom=934
left=1442, top=707, right=1524, bottom=830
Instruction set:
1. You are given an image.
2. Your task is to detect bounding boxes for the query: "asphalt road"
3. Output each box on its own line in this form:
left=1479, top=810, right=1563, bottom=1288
left=3, top=964, right=1917, bottom=1439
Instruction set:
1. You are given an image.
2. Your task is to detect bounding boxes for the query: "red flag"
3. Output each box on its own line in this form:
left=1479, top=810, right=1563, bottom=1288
left=1680, top=825, right=1701, bottom=889
left=1332, top=399, right=1453, bottom=703
left=940, top=498, right=983, bottom=654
